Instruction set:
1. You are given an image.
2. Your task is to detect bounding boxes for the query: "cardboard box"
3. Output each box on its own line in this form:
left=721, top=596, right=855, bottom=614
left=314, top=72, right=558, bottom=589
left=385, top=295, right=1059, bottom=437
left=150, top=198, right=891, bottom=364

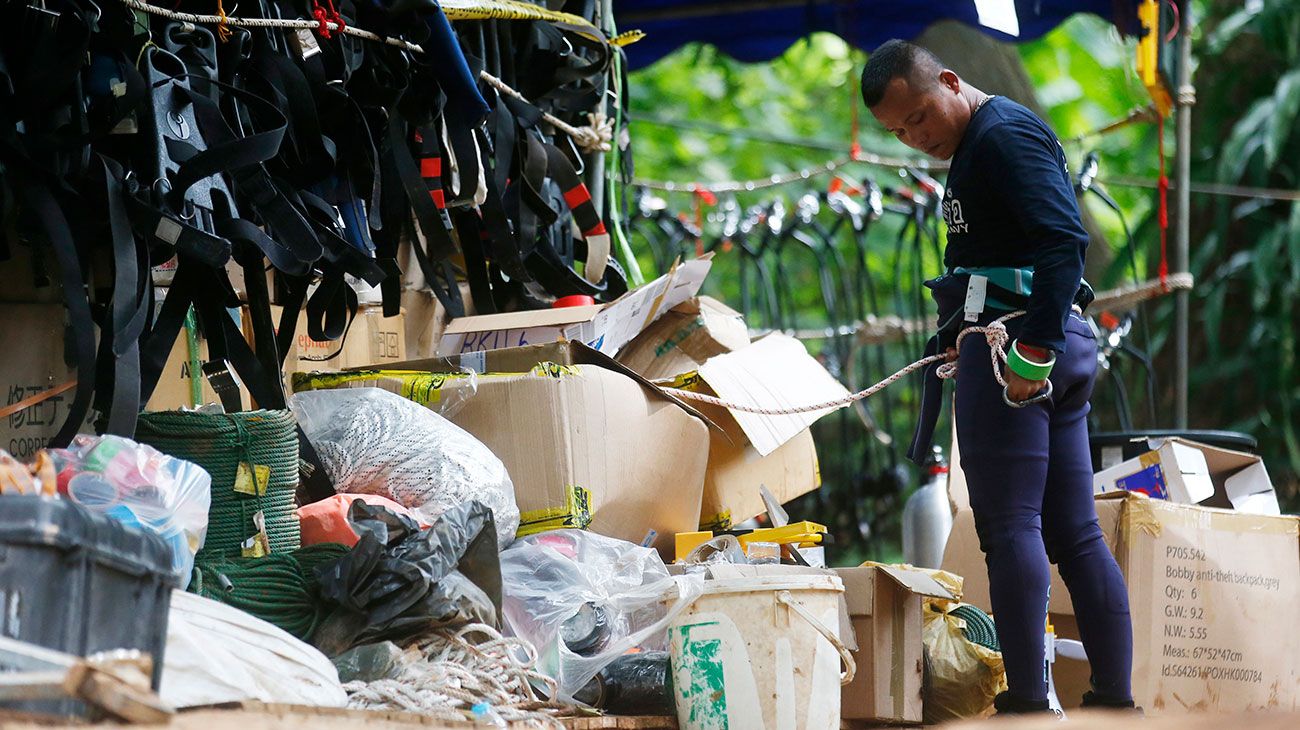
left=402, top=284, right=474, bottom=360
left=295, top=341, right=710, bottom=555
left=663, top=334, right=844, bottom=528
left=700, top=427, right=820, bottom=530
left=836, top=564, right=957, bottom=724
left=437, top=257, right=712, bottom=357
left=616, top=295, right=750, bottom=381
left=687, top=333, right=847, bottom=457
left=0, top=245, right=64, bottom=304
left=0, top=304, right=84, bottom=458
left=941, top=493, right=1300, bottom=714
left=290, top=306, right=406, bottom=373
left=1093, top=437, right=1280, bottom=515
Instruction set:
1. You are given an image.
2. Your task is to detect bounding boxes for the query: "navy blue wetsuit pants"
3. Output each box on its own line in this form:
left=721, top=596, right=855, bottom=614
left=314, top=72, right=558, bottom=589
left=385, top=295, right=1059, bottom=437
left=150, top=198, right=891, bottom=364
left=955, top=309, right=1133, bottom=702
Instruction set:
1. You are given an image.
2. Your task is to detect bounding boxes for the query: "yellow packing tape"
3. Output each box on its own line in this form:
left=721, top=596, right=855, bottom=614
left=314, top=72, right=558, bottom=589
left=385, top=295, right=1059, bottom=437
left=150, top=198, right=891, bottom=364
left=516, top=485, right=593, bottom=536
left=698, top=511, right=732, bottom=532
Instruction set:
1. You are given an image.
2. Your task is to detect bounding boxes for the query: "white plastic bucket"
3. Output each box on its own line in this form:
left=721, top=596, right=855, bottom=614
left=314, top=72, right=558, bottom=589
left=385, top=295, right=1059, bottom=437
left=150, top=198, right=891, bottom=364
left=668, top=574, right=855, bottom=730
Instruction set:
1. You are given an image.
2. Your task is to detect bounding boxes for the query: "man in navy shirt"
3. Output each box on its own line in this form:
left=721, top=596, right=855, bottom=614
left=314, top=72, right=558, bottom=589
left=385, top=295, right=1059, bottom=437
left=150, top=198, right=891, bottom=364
left=861, top=40, right=1135, bottom=714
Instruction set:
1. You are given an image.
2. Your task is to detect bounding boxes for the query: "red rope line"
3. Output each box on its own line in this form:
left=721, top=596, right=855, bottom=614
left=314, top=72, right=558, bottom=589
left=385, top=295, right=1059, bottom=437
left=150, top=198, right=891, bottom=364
left=1157, top=113, right=1170, bottom=292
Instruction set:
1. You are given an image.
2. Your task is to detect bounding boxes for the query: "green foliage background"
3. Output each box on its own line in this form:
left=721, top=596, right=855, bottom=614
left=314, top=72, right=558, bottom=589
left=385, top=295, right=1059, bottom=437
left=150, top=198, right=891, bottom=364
left=620, top=3, right=1300, bottom=561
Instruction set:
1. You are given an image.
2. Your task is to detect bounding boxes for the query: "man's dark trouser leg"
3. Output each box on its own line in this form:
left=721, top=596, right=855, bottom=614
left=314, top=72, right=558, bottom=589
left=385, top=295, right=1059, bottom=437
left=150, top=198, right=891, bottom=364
left=955, top=313, right=1132, bottom=702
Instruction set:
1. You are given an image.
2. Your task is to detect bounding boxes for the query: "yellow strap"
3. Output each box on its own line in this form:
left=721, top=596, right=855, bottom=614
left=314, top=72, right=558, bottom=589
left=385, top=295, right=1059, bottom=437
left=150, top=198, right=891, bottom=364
left=440, top=0, right=615, bottom=45
left=611, top=30, right=645, bottom=47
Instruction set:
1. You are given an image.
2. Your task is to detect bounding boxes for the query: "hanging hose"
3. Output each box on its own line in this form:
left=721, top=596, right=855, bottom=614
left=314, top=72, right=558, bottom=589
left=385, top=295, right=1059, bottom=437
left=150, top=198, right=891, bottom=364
left=190, top=543, right=351, bottom=641
left=136, top=409, right=301, bottom=559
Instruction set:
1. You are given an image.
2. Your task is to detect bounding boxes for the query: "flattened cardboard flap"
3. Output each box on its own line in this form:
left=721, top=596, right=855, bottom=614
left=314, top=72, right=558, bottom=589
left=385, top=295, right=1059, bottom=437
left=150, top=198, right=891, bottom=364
left=695, top=333, right=850, bottom=456
left=837, top=565, right=956, bottom=616
left=878, top=565, right=958, bottom=601
left=437, top=256, right=712, bottom=357
left=1224, top=460, right=1279, bottom=514
left=442, top=305, right=604, bottom=334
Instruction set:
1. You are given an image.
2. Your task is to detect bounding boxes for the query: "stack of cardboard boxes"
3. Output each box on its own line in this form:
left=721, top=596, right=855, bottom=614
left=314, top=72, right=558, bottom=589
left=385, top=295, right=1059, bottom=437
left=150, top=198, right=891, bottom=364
left=293, top=261, right=851, bottom=557
left=942, top=433, right=1299, bottom=714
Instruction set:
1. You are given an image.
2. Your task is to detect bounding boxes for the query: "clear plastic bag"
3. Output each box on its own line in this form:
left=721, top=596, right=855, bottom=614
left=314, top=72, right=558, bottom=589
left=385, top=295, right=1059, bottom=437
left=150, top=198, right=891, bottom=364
left=290, top=388, right=519, bottom=548
left=498, top=530, right=703, bottom=700
left=48, top=435, right=212, bottom=588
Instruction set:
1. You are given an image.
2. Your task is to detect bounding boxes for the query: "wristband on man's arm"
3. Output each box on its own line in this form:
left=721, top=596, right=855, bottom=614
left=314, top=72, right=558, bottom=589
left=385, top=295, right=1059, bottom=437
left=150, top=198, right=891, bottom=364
left=1006, top=339, right=1056, bottom=380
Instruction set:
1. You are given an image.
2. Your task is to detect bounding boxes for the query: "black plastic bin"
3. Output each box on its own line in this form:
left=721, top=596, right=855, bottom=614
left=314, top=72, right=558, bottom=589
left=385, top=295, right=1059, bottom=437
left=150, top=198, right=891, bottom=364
left=0, top=496, right=176, bottom=716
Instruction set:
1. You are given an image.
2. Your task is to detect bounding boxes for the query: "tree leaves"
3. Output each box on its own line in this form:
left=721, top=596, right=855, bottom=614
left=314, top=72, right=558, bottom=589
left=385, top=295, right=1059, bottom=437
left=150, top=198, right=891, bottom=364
left=1265, top=69, right=1300, bottom=169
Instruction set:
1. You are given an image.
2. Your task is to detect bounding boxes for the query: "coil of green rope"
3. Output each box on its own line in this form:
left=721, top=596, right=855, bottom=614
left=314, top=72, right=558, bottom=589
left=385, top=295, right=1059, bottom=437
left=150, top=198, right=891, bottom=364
left=191, top=543, right=351, bottom=641
left=950, top=603, right=1001, bottom=652
left=137, top=409, right=301, bottom=559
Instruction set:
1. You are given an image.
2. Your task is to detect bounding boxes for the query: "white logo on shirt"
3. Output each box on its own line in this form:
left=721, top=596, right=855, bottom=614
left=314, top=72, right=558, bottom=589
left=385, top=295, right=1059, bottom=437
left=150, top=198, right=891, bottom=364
left=943, top=189, right=968, bottom=234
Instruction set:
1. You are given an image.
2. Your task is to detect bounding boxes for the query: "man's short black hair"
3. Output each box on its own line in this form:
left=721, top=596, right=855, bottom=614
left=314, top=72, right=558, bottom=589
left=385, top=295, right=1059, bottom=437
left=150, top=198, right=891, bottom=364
left=861, top=39, right=945, bottom=108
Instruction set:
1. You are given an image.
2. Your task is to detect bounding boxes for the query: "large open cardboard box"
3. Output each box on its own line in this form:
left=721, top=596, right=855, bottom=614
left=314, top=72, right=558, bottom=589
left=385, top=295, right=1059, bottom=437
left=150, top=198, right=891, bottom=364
left=294, top=341, right=710, bottom=555
left=616, top=295, right=750, bottom=382
left=941, top=492, right=1300, bottom=714
left=835, top=565, right=956, bottom=725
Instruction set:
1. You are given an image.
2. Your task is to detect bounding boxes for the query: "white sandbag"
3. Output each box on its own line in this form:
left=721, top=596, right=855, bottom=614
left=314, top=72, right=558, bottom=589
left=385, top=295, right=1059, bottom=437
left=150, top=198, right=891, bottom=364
left=161, top=590, right=347, bottom=708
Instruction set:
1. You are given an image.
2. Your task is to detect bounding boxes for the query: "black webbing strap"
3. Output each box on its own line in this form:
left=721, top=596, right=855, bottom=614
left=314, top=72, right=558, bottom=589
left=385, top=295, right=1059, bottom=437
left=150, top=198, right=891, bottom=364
left=275, top=273, right=311, bottom=368
left=304, top=270, right=358, bottom=343
left=161, top=80, right=288, bottom=212
left=17, top=180, right=96, bottom=448
left=382, top=115, right=465, bottom=317
left=451, top=209, right=496, bottom=315
left=99, top=157, right=149, bottom=437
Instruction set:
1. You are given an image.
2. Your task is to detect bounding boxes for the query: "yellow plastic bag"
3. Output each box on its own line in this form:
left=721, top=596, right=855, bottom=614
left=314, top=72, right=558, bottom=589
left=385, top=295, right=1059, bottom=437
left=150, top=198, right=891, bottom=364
left=921, top=599, right=1008, bottom=723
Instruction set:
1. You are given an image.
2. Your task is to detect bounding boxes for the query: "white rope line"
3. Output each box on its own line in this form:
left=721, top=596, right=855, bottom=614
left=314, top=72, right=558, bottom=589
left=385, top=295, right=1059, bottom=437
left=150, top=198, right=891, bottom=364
left=118, top=0, right=611, bottom=152
left=1091, top=271, right=1193, bottom=311
left=677, top=274, right=1199, bottom=415
left=762, top=273, right=1194, bottom=343
left=667, top=312, right=1023, bottom=416
left=343, top=623, right=570, bottom=728
left=479, top=71, right=612, bottom=153
left=121, top=0, right=424, bottom=51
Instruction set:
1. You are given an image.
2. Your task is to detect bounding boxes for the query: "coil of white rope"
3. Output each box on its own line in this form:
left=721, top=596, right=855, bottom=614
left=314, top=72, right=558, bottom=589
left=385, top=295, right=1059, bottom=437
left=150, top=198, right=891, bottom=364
left=343, top=623, right=570, bottom=728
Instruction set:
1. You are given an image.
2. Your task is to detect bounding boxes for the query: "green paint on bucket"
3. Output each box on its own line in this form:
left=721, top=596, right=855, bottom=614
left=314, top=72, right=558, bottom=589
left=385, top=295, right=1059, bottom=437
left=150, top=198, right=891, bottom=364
left=674, top=622, right=728, bottom=729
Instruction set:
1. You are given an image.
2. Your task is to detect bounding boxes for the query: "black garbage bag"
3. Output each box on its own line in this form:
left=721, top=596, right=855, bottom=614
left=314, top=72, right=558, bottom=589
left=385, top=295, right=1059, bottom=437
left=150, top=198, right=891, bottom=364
left=311, top=500, right=502, bottom=656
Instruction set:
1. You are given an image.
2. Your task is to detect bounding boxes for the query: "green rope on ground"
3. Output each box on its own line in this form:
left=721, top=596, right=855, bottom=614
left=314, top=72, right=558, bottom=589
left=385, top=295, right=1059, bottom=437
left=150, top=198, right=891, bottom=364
left=950, top=603, right=1001, bottom=652
left=190, top=543, right=351, bottom=641
left=137, top=409, right=301, bottom=559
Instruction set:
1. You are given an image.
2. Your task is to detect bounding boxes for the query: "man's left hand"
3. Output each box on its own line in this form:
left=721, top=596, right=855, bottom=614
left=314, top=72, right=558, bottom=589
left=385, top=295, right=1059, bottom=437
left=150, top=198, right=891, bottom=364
left=1005, top=370, right=1048, bottom=403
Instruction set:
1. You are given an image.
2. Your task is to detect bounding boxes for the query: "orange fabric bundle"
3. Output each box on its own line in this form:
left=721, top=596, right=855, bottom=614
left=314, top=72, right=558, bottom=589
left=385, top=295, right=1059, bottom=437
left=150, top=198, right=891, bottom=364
left=297, top=493, right=430, bottom=547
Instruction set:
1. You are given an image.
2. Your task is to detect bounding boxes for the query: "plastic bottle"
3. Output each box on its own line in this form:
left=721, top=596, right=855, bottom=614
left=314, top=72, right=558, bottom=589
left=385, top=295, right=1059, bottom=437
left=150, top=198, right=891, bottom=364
left=902, top=446, right=954, bottom=568
left=470, top=702, right=508, bottom=727
left=1045, top=619, right=1065, bottom=717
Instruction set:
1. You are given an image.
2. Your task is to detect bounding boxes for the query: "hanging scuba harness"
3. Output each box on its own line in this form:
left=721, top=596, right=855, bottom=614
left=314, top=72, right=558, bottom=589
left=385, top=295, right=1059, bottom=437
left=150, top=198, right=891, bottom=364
left=0, top=0, right=625, bottom=479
